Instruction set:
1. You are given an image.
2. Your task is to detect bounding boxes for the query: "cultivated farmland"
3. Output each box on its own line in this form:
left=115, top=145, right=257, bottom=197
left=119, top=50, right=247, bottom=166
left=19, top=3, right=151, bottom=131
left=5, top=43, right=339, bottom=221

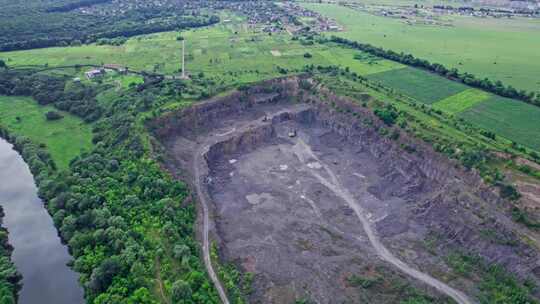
left=365, top=65, right=540, bottom=151
left=433, top=88, right=490, bottom=115
left=302, top=2, right=540, bottom=92
left=459, top=96, right=540, bottom=151
left=368, top=67, right=469, bottom=104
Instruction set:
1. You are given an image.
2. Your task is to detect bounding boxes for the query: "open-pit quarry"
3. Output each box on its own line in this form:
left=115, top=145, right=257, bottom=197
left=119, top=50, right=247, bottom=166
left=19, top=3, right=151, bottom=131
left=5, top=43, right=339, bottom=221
left=150, top=77, right=540, bottom=304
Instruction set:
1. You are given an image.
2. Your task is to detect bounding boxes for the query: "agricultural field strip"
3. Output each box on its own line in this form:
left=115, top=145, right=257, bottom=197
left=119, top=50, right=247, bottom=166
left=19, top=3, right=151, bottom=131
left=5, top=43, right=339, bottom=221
left=364, top=67, right=540, bottom=151
left=433, top=88, right=491, bottom=115
left=459, top=97, right=540, bottom=151
left=367, top=67, right=469, bottom=104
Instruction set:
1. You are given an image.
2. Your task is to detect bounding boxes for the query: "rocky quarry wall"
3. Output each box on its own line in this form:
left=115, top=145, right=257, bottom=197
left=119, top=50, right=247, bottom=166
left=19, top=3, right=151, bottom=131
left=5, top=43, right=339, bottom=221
left=150, top=76, right=540, bottom=302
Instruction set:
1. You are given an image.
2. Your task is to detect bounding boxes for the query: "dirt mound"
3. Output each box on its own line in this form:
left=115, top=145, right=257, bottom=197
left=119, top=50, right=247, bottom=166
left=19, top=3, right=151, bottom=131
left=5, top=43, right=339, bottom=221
left=150, top=77, right=540, bottom=304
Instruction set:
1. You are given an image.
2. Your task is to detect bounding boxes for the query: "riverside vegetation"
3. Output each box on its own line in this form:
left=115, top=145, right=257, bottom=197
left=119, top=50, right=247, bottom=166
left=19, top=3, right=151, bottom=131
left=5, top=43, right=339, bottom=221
left=0, top=69, right=224, bottom=303
left=0, top=207, right=21, bottom=304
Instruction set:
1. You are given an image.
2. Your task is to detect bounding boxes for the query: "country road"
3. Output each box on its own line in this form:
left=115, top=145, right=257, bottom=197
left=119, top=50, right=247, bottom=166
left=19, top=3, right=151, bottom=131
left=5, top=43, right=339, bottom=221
left=194, top=145, right=230, bottom=304
left=292, top=138, right=474, bottom=304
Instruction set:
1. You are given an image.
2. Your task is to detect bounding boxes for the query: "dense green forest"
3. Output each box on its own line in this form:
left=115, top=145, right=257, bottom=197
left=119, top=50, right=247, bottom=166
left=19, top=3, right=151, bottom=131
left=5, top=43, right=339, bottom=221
left=0, top=68, right=222, bottom=303
left=0, top=207, right=21, bottom=304
left=0, top=0, right=219, bottom=51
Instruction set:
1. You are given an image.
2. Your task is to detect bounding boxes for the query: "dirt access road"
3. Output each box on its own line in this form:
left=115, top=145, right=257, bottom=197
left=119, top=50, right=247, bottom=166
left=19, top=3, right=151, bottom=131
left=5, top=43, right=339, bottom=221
left=292, top=138, right=473, bottom=304
left=194, top=144, right=230, bottom=304
left=191, top=105, right=473, bottom=304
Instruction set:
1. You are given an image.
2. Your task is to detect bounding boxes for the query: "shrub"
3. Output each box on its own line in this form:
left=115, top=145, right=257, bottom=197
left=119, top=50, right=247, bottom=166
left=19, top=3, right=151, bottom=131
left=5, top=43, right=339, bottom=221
left=498, top=183, right=521, bottom=201
left=374, top=104, right=399, bottom=126
left=45, top=111, right=64, bottom=121
left=480, top=130, right=496, bottom=140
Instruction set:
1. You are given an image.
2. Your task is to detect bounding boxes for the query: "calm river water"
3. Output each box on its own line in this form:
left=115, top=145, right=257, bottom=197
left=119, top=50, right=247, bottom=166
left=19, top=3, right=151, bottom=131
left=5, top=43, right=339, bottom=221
left=0, top=138, right=84, bottom=304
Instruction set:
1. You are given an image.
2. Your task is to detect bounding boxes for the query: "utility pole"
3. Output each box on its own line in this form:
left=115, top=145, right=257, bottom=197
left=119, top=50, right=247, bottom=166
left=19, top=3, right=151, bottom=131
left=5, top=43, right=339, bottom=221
left=181, top=39, right=186, bottom=79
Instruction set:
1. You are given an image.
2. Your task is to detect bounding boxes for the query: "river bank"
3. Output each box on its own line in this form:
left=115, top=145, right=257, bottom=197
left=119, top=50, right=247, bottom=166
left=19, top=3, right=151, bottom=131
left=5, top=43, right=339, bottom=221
left=0, top=138, right=84, bottom=304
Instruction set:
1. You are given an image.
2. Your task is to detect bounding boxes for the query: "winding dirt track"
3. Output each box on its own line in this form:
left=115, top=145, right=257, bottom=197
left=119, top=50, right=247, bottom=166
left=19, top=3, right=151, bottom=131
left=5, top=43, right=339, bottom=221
left=194, top=145, right=231, bottom=304
left=192, top=122, right=473, bottom=304
left=293, top=139, right=474, bottom=304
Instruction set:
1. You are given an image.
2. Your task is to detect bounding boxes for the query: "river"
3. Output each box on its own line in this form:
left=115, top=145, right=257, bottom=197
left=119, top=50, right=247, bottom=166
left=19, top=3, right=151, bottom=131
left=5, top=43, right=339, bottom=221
left=0, top=138, right=84, bottom=304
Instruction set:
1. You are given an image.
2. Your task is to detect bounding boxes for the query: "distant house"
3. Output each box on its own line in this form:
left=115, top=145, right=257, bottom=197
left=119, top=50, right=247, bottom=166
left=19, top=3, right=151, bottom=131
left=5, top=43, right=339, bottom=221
left=85, top=69, right=105, bottom=79
left=328, top=24, right=341, bottom=31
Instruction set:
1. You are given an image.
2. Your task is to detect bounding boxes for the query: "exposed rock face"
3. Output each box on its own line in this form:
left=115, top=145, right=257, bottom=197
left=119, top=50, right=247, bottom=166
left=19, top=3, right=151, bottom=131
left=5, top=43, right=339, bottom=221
left=151, top=77, right=300, bottom=141
left=150, top=77, right=540, bottom=303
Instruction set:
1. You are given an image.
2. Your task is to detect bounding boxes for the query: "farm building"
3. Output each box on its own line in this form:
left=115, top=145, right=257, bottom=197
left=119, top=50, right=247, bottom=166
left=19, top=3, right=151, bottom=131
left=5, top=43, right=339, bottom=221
left=85, top=69, right=105, bottom=79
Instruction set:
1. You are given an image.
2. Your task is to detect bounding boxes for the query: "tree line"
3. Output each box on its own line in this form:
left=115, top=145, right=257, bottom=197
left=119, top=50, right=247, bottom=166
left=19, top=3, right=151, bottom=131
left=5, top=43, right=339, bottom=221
left=329, top=36, right=540, bottom=107
left=0, top=206, right=21, bottom=304
left=0, top=5, right=219, bottom=52
left=46, top=0, right=113, bottom=13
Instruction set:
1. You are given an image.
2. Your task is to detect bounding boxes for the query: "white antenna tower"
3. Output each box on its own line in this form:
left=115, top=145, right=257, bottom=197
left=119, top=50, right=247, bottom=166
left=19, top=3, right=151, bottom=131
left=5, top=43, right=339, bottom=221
left=181, top=39, right=186, bottom=79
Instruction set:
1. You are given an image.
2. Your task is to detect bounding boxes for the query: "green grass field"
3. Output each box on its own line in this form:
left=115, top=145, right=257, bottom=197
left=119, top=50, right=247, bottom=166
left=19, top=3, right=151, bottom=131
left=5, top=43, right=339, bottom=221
left=458, top=96, right=540, bottom=151
left=0, top=21, right=402, bottom=85
left=318, top=47, right=403, bottom=75
left=368, top=67, right=469, bottom=104
left=301, top=3, right=540, bottom=92
left=0, top=96, right=93, bottom=169
left=433, top=88, right=490, bottom=115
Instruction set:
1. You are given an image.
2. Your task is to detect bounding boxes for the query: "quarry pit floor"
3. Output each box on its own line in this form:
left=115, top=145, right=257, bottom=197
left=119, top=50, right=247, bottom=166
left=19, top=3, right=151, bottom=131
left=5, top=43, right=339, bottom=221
left=163, top=101, right=472, bottom=304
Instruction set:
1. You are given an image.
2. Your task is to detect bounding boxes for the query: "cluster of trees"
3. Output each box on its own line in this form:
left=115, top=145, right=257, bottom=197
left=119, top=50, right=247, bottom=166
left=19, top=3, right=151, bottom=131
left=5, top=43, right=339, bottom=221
left=0, top=206, right=22, bottom=304
left=46, top=0, right=112, bottom=13
left=445, top=252, right=538, bottom=304
left=0, top=1, right=219, bottom=51
left=329, top=36, right=540, bottom=107
left=210, top=244, right=252, bottom=304
left=374, top=104, right=399, bottom=126
left=96, top=37, right=127, bottom=46
left=0, top=70, right=102, bottom=122
left=45, top=111, right=64, bottom=121
left=0, top=127, right=58, bottom=176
